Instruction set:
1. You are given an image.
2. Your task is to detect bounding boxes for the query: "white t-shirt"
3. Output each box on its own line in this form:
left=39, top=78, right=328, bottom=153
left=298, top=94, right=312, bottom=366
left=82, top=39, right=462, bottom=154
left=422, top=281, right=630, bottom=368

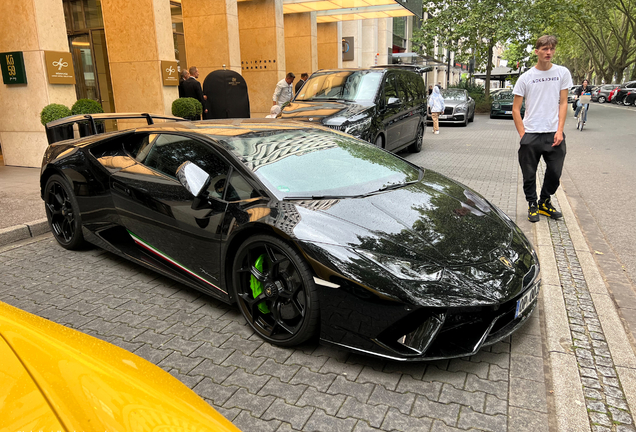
left=513, top=64, right=572, bottom=133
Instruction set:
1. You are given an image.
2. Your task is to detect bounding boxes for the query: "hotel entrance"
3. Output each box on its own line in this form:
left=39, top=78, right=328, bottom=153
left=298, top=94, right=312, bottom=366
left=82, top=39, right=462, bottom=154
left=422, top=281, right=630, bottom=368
left=63, top=0, right=115, bottom=113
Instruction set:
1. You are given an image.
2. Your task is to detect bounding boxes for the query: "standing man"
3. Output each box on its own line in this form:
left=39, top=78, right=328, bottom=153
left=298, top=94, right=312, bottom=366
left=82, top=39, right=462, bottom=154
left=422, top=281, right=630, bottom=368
left=182, top=66, right=205, bottom=105
left=512, top=35, right=572, bottom=222
left=273, top=72, right=295, bottom=107
left=295, top=73, right=308, bottom=95
left=178, top=69, right=189, bottom=98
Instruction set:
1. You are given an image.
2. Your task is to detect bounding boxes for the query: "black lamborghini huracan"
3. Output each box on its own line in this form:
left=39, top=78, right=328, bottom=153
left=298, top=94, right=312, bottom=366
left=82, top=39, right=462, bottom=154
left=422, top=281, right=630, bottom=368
left=41, top=114, right=540, bottom=361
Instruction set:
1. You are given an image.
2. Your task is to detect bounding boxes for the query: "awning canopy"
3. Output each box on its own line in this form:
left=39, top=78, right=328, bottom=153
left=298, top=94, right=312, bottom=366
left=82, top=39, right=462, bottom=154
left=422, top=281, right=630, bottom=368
left=282, top=0, right=422, bottom=22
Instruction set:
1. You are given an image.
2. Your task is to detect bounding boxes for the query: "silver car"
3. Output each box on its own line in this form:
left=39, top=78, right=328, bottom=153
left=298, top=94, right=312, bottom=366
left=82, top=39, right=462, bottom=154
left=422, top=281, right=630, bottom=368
left=427, top=88, right=475, bottom=126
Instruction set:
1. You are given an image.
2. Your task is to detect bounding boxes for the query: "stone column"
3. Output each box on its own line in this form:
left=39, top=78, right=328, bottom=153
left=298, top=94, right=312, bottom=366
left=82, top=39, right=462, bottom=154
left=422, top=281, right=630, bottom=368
left=181, top=0, right=241, bottom=80
left=342, top=20, right=362, bottom=68
left=361, top=19, right=379, bottom=68
left=238, top=0, right=286, bottom=118
left=317, top=22, right=341, bottom=70
left=101, top=0, right=177, bottom=120
left=378, top=18, right=393, bottom=66
left=0, top=0, right=75, bottom=167
left=284, top=12, right=318, bottom=79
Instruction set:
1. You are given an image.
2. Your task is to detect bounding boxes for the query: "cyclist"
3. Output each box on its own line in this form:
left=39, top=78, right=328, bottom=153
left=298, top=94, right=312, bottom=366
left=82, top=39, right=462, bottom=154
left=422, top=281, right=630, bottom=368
left=574, top=79, right=592, bottom=124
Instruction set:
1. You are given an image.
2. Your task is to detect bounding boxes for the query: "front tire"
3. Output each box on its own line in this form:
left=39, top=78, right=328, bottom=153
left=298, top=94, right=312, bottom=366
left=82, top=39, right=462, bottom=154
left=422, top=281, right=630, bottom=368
left=408, top=124, right=424, bottom=153
left=624, top=99, right=633, bottom=106
left=598, top=96, right=606, bottom=103
left=375, top=134, right=385, bottom=149
left=232, top=235, right=320, bottom=346
left=44, top=174, right=85, bottom=250
left=469, top=109, right=475, bottom=122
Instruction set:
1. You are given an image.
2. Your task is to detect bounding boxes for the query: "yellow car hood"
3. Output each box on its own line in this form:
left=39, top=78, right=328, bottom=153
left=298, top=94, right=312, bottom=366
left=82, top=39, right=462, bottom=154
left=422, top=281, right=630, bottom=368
left=0, top=302, right=240, bottom=432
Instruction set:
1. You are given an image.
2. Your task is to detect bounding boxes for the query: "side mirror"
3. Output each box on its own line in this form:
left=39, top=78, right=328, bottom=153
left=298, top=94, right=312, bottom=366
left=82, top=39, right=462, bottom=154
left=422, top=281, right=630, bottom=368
left=387, top=97, right=401, bottom=106
left=176, top=161, right=210, bottom=198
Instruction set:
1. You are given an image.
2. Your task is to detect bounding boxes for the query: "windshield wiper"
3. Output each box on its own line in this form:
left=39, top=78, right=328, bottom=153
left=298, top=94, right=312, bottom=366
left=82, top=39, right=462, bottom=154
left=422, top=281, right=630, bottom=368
left=283, top=195, right=348, bottom=201
left=356, top=180, right=419, bottom=198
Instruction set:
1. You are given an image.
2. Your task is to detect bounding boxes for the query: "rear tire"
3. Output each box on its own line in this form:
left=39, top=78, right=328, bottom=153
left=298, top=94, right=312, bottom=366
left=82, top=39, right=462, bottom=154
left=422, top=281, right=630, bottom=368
left=624, top=99, right=633, bottom=106
left=44, top=174, right=85, bottom=250
left=408, top=124, right=424, bottom=153
left=375, top=134, right=385, bottom=149
left=598, top=96, right=606, bottom=103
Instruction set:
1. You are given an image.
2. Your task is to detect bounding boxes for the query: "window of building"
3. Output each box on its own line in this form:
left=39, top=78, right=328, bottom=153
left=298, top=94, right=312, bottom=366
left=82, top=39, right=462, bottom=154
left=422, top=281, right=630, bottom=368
left=171, top=2, right=187, bottom=74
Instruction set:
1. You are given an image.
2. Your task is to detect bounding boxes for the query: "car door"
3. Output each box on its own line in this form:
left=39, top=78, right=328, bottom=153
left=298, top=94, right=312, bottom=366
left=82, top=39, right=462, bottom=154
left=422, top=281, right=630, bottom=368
left=378, top=72, right=404, bottom=149
left=397, top=72, right=420, bottom=143
left=111, top=132, right=231, bottom=298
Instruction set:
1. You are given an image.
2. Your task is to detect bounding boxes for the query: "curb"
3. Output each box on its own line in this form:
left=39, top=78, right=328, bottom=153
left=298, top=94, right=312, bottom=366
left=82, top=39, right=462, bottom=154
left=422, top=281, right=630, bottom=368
left=0, top=219, right=50, bottom=247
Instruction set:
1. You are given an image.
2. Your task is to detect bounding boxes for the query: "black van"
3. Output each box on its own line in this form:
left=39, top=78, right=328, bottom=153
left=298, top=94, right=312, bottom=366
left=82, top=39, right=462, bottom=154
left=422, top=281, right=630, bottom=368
left=279, top=67, right=427, bottom=153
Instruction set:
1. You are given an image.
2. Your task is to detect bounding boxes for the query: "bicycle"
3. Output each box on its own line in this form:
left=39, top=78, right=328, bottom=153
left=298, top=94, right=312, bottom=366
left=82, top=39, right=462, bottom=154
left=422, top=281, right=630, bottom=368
left=576, top=93, right=591, bottom=131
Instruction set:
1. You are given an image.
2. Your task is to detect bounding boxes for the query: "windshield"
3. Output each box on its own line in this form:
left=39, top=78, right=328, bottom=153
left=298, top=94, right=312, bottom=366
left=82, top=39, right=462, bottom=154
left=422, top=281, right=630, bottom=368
left=222, top=129, right=421, bottom=199
left=441, top=89, right=467, bottom=101
left=295, top=70, right=382, bottom=103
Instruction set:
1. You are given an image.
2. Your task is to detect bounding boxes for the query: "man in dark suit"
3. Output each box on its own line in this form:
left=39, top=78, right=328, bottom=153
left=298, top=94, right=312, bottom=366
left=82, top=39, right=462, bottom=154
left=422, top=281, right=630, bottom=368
left=295, top=73, right=308, bottom=95
left=181, top=66, right=204, bottom=105
left=178, top=69, right=189, bottom=98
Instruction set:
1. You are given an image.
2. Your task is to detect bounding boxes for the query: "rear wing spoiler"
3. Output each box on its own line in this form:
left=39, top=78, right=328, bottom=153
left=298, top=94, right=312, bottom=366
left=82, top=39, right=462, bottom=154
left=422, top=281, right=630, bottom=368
left=44, top=112, right=186, bottom=145
left=46, top=112, right=185, bottom=133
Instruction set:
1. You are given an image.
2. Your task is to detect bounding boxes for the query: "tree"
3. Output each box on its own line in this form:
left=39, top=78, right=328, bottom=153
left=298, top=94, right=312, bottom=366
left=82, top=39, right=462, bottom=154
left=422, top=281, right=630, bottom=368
left=411, top=0, right=543, bottom=97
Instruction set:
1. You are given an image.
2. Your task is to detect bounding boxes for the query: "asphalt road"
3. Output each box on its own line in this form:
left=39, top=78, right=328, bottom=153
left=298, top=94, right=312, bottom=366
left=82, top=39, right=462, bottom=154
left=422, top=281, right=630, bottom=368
left=558, top=102, right=636, bottom=331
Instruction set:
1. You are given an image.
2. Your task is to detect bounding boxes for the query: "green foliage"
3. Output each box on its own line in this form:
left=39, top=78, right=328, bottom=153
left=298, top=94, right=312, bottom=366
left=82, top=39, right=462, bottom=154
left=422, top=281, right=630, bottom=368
left=71, top=98, right=104, bottom=115
left=40, top=104, right=71, bottom=126
left=172, top=97, right=202, bottom=119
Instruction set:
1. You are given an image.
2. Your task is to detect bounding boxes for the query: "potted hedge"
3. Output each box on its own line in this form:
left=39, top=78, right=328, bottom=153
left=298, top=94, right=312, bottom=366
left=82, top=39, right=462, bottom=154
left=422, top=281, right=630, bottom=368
left=71, top=98, right=105, bottom=136
left=40, top=103, right=73, bottom=144
left=172, top=97, right=202, bottom=121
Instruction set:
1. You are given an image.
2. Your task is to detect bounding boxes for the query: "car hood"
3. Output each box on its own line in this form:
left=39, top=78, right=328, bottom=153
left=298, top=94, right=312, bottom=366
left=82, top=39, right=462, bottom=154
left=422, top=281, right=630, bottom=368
left=0, top=302, right=240, bottom=432
left=444, top=100, right=469, bottom=108
left=280, top=100, right=372, bottom=124
left=289, top=169, right=534, bottom=306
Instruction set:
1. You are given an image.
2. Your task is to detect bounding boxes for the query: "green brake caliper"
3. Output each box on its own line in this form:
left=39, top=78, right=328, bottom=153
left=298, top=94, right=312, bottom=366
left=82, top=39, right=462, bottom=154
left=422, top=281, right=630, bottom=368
left=250, top=254, right=271, bottom=313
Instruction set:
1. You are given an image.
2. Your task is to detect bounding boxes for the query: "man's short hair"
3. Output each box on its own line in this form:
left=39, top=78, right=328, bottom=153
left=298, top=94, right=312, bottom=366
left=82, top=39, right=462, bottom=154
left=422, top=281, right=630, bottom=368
left=301, top=73, right=309, bottom=79
left=189, top=66, right=198, bottom=75
left=535, top=35, right=558, bottom=49
left=181, top=69, right=189, bottom=79
left=286, top=72, right=296, bottom=79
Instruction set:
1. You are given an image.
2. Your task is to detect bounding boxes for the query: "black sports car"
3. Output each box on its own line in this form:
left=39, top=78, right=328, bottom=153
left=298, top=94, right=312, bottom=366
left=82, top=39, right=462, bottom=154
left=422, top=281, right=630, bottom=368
left=41, top=114, right=540, bottom=361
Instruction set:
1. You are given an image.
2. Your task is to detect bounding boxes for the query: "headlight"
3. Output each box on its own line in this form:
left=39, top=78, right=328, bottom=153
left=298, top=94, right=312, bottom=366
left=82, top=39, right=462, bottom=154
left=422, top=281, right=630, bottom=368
left=357, top=250, right=443, bottom=282
left=493, top=103, right=500, bottom=109
left=455, top=104, right=467, bottom=113
left=344, top=118, right=372, bottom=137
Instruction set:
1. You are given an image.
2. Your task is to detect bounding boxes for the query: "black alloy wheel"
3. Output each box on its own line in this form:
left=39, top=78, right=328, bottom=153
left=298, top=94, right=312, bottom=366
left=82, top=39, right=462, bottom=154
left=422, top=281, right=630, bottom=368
left=232, top=235, right=319, bottom=346
left=598, top=96, right=606, bottom=103
left=44, top=174, right=85, bottom=250
left=408, top=124, right=424, bottom=153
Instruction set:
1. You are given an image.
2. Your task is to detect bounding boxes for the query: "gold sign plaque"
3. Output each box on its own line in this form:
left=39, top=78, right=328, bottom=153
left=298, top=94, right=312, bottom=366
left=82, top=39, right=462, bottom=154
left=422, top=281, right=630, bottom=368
left=162, top=61, right=179, bottom=86
left=45, top=51, right=75, bottom=85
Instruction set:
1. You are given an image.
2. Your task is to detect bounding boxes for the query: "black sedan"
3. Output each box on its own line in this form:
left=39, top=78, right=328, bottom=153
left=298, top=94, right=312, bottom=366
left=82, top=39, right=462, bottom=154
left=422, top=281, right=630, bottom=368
left=427, top=89, right=475, bottom=126
left=41, top=114, right=540, bottom=361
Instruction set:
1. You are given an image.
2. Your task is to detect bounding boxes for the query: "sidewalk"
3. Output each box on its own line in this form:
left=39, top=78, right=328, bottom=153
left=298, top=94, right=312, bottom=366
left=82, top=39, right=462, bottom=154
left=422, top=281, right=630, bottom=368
left=1, top=118, right=635, bottom=431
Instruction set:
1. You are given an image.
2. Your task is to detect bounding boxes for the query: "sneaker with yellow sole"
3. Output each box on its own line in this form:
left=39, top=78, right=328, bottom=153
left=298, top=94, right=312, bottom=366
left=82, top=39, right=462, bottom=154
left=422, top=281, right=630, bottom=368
left=538, top=198, right=562, bottom=219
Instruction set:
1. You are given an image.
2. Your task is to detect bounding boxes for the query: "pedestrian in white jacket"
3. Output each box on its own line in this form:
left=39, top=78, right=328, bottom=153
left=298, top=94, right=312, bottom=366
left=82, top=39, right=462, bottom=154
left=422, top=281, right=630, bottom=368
left=429, top=86, right=445, bottom=134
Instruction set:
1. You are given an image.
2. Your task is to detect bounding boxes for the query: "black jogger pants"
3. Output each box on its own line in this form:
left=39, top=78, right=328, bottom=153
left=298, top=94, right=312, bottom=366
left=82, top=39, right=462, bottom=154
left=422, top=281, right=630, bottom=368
left=518, top=132, right=566, bottom=204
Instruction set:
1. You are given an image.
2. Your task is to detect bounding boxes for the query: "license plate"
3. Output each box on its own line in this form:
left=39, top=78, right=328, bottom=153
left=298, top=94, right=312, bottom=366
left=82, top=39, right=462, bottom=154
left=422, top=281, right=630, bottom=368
left=515, top=283, right=540, bottom=318
left=505, top=111, right=512, bottom=114
left=439, top=115, right=448, bottom=119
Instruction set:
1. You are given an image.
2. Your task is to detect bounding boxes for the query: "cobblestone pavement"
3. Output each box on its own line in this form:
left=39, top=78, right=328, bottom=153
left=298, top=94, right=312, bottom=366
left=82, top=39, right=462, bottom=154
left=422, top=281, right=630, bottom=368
left=0, top=116, right=550, bottom=432
left=548, top=197, right=635, bottom=432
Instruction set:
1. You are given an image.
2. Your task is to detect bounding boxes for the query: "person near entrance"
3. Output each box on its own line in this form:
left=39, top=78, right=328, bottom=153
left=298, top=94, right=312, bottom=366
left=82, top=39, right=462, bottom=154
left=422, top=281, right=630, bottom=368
left=178, top=69, right=189, bottom=98
left=295, top=73, right=308, bottom=95
left=512, top=35, right=572, bottom=222
left=181, top=66, right=204, bottom=106
left=273, top=72, right=295, bottom=107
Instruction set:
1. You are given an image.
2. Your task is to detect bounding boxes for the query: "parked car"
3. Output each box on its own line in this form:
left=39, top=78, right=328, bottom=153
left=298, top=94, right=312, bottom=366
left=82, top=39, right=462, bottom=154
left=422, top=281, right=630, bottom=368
left=567, top=85, right=581, bottom=103
left=624, top=91, right=636, bottom=106
left=591, top=84, right=621, bottom=103
left=40, top=113, right=540, bottom=361
left=0, top=301, right=240, bottom=432
left=612, top=80, right=636, bottom=105
left=427, top=88, right=476, bottom=126
left=490, top=90, right=524, bottom=118
left=280, top=66, right=427, bottom=153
